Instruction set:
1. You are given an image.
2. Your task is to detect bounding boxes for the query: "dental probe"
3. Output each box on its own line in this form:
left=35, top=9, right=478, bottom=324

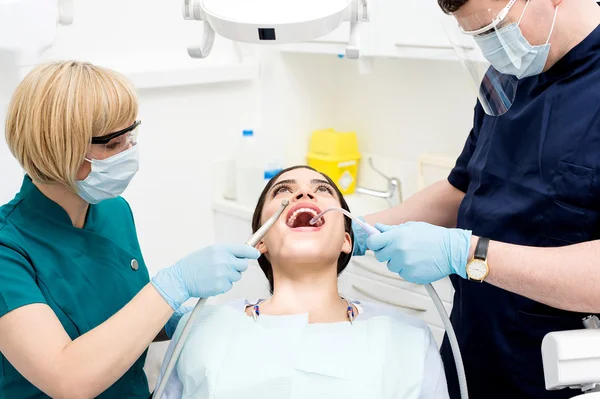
left=310, top=207, right=469, bottom=399
left=246, top=199, right=289, bottom=247
left=310, top=207, right=379, bottom=235
left=153, top=199, right=290, bottom=398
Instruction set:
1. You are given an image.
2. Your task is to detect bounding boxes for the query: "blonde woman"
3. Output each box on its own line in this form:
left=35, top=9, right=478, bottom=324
left=0, top=61, right=259, bottom=398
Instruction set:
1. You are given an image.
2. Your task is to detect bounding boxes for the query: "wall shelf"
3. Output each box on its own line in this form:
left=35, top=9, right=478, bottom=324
left=123, top=62, right=260, bottom=90
left=392, top=44, right=459, bottom=62
left=19, top=60, right=260, bottom=90
left=276, top=43, right=349, bottom=57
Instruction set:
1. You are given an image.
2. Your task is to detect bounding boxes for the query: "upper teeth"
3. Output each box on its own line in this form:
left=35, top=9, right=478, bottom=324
left=287, top=208, right=318, bottom=224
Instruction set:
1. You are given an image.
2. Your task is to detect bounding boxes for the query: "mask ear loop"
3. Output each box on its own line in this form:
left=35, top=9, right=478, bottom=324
left=517, top=0, right=530, bottom=25
left=546, top=5, right=559, bottom=44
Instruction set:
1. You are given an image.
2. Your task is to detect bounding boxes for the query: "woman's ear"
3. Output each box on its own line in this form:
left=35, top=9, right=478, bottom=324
left=341, top=232, right=352, bottom=254
left=257, top=240, right=268, bottom=255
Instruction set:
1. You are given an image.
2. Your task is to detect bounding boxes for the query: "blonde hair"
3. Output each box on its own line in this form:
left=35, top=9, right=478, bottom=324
left=5, top=60, right=138, bottom=191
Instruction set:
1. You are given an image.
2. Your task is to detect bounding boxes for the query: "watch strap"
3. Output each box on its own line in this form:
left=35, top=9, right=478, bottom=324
left=474, top=237, right=490, bottom=261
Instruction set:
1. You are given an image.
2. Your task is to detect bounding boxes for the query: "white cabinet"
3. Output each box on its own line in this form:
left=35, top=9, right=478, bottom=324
left=338, top=255, right=453, bottom=346
left=275, top=0, right=470, bottom=61
left=277, top=19, right=378, bottom=57
left=311, top=22, right=351, bottom=43
left=394, top=1, right=454, bottom=50
left=375, top=0, right=470, bottom=61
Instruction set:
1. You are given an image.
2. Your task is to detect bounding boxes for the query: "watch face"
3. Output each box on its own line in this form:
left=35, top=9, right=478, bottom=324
left=467, top=259, right=488, bottom=280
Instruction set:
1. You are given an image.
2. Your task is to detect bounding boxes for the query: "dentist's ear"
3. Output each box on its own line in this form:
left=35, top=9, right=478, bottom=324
left=257, top=241, right=268, bottom=255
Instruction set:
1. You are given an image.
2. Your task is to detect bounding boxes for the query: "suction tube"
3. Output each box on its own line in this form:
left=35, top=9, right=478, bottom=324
left=153, top=199, right=289, bottom=398
left=310, top=207, right=469, bottom=399
left=425, top=284, right=468, bottom=399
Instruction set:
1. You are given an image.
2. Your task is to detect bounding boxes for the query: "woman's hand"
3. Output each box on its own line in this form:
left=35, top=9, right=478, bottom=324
left=367, top=222, right=472, bottom=284
left=151, top=244, right=260, bottom=310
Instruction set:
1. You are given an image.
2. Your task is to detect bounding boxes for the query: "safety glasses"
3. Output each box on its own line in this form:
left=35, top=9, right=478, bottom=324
left=88, top=120, right=141, bottom=159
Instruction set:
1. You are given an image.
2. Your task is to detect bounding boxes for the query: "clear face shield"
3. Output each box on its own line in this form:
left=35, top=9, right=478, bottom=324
left=442, top=0, right=526, bottom=116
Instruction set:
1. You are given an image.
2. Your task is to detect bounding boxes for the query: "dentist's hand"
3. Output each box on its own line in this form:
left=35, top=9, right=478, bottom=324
left=352, top=217, right=370, bottom=256
left=151, top=244, right=260, bottom=310
left=367, top=222, right=472, bottom=284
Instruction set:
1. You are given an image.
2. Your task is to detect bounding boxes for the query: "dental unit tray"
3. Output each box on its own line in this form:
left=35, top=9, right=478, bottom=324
left=182, top=0, right=370, bottom=59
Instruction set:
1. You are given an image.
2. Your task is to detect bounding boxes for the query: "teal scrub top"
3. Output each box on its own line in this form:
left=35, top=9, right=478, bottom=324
left=0, top=176, right=151, bottom=398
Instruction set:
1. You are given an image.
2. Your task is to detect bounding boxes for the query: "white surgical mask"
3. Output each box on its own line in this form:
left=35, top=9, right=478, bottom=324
left=76, top=145, right=139, bottom=204
left=474, top=3, right=559, bottom=79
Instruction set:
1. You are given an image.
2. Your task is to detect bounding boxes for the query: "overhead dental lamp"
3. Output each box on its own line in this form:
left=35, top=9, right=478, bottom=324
left=182, top=0, right=370, bottom=59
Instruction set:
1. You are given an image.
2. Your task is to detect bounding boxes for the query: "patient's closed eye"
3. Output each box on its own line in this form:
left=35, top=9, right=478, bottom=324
left=273, top=183, right=334, bottom=197
left=273, top=185, right=293, bottom=196
left=316, top=184, right=334, bottom=195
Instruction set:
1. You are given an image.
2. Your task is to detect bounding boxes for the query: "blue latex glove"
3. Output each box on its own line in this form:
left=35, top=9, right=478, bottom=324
left=367, top=222, right=472, bottom=284
left=164, top=305, right=193, bottom=339
left=352, top=216, right=369, bottom=256
left=151, top=244, right=260, bottom=310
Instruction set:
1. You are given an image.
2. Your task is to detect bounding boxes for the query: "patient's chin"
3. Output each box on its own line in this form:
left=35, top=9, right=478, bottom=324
left=264, top=233, right=344, bottom=267
left=275, top=241, right=340, bottom=266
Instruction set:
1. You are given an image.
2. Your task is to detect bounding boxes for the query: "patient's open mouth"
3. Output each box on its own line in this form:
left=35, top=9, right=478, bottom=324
left=286, top=205, right=325, bottom=229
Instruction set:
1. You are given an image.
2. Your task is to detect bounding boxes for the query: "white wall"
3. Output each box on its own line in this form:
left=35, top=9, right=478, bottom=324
left=125, top=82, right=258, bottom=271
left=42, top=0, right=245, bottom=71
left=253, top=51, right=476, bottom=200
left=0, top=51, right=25, bottom=205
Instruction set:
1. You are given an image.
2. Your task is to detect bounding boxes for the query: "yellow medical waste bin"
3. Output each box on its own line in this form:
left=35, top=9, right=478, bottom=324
left=307, top=128, right=361, bottom=195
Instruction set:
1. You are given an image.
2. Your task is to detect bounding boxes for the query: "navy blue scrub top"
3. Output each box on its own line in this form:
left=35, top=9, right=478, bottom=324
left=0, top=176, right=151, bottom=398
left=442, top=24, right=600, bottom=399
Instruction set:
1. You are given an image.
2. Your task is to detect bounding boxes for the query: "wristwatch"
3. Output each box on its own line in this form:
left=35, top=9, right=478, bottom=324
left=466, top=237, right=490, bottom=282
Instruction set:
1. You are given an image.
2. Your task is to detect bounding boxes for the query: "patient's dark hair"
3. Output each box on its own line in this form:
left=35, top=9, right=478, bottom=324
left=251, top=165, right=354, bottom=293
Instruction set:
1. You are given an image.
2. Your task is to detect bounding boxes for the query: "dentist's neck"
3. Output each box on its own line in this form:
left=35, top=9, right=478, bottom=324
left=34, top=181, right=89, bottom=228
left=547, top=0, right=600, bottom=69
left=264, top=262, right=349, bottom=323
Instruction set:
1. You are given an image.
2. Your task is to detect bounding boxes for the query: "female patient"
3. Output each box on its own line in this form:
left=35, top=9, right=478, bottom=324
left=157, top=166, right=449, bottom=399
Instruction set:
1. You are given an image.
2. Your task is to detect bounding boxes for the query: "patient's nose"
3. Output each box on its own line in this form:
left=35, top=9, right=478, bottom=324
left=294, top=188, right=315, bottom=201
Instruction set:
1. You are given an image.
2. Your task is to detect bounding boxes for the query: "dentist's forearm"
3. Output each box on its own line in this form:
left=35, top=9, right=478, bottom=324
left=0, top=283, right=174, bottom=399
left=364, top=180, right=464, bottom=228
left=475, top=236, right=600, bottom=313
left=58, top=284, right=173, bottom=397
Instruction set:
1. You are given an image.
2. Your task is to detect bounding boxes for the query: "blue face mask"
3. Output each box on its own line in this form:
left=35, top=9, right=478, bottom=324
left=76, top=145, right=139, bottom=204
left=474, top=4, right=558, bottom=79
